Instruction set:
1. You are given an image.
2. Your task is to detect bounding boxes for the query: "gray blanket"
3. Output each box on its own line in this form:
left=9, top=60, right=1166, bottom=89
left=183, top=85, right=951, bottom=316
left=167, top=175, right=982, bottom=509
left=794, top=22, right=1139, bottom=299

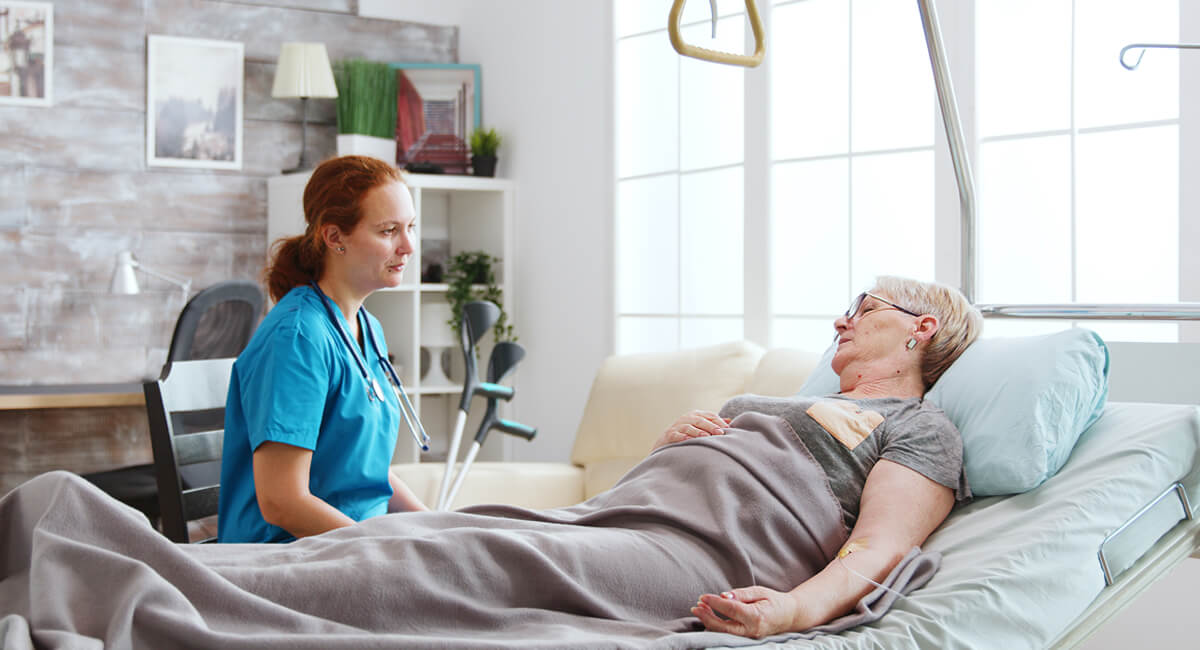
left=0, top=411, right=941, bottom=649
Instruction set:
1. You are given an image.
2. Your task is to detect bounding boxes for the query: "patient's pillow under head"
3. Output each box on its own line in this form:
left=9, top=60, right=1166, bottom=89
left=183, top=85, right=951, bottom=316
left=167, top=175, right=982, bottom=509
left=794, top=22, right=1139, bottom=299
left=794, top=328, right=1110, bottom=496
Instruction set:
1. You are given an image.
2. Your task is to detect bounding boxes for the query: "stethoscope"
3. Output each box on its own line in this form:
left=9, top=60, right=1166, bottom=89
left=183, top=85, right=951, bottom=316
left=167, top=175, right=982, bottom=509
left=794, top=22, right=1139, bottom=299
left=310, top=281, right=430, bottom=452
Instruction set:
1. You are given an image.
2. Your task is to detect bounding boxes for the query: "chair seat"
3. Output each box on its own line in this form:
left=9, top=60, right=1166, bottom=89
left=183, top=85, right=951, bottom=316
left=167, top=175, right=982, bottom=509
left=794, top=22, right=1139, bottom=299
left=81, top=464, right=159, bottom=520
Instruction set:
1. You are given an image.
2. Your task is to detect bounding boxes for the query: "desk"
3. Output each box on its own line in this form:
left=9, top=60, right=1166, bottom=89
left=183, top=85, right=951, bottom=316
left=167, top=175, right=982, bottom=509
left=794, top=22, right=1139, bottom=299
left=0, top=383, right=150, bottom=496
left=0, top=383, right=145, bottom=410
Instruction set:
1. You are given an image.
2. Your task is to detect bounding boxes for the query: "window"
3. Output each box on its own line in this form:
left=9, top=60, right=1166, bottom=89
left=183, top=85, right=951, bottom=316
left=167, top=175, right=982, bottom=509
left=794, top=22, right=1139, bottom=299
left=976, top=0, right=1181, bottom=341
left=770, top=0, right=936, bottom=355
left=614, top=0, right=1190, bottom=355
left=614, top=0, right=746, bottom=354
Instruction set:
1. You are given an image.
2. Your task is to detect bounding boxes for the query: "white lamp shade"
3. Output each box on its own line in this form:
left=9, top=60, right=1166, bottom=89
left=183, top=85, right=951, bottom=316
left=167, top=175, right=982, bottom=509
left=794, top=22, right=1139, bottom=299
left=272, top=42, right=338, bottom=99
left=421, top=302, right=456, bottom=348
left=110, top=251, right=139, bottom=295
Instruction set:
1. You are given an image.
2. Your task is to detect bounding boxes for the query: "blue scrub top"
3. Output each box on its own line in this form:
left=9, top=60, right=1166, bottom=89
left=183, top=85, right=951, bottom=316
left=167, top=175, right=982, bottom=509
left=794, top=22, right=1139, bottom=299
left=218, top=285, right=400, bottom=543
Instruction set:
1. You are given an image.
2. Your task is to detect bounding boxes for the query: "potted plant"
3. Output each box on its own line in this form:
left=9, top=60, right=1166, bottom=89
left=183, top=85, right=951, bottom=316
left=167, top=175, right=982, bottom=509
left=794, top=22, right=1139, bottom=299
left=444, top=251, right=516, bottom=345
left=334, top=59, right=398, bottom=163
left=469, top=127, right=502, bottom=177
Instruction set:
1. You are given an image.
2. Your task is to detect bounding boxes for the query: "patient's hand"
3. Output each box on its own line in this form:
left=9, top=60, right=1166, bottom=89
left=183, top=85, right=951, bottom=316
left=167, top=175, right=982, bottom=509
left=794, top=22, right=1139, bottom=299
left=690, top=585, right=805, bottom=639
left=651, top=410, right=730, bottom=451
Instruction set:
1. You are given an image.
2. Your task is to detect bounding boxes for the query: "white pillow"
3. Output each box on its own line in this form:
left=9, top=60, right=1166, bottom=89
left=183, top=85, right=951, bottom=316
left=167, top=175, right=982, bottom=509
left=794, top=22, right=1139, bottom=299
left=795, top=328, right=1110, bottom=496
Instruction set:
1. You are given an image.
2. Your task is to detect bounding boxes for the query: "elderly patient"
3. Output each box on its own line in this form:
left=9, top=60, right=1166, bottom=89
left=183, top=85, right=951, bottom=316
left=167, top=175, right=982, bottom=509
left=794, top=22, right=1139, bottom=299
left=0, top=276, right=983, bottom=646
left=678, top=275, right=979, bottom=637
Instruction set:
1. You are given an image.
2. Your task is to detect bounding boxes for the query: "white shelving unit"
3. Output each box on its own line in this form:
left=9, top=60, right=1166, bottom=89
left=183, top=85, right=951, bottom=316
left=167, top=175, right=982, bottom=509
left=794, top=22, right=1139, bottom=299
left=267, top=171, right=516, bottom=465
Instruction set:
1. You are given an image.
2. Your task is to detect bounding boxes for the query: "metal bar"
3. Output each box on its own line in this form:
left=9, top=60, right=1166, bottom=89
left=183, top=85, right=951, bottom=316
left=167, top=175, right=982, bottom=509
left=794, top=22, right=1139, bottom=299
left=917, top=0, right=977, bottom=303
left=1098, top=482, right=1193, bottom=586
left=977, top=304, right=1200, bottom=321
left=1120, top=42, right=1200, bottom=70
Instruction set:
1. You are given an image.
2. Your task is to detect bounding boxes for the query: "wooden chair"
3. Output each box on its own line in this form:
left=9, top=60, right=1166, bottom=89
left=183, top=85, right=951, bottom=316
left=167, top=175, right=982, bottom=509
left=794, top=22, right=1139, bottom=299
left=145, top=358, right=235, bottom=543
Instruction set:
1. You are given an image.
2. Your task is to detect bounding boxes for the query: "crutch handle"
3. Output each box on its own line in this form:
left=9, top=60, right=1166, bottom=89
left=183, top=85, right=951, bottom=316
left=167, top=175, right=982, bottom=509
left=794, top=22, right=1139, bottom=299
left=496, top=419, right=537, bottom=441
left=476, top=382, right=514, bottom=401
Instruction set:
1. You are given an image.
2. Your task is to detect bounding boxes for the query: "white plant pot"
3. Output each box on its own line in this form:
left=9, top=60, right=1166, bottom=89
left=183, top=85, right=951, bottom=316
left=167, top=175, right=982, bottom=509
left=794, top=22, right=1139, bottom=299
left=336, top=134, right=396, bottom=164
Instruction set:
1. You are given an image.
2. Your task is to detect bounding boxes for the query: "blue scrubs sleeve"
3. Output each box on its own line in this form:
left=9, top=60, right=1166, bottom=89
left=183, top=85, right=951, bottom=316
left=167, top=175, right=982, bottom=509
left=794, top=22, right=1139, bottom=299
left=239, top=321, right=331, bottom=452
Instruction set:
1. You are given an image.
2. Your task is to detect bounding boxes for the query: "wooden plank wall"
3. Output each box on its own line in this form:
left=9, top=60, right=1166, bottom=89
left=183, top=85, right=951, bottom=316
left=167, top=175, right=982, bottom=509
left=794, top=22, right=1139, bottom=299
left=0, top=0, right=456, bottom=495
left=0, top=0, right=455, bottom=384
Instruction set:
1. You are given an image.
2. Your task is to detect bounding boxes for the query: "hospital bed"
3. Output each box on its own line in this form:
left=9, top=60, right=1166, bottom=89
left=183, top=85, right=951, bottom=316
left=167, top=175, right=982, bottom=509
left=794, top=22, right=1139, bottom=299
left=709, top=399, right=1200, bottom=649
left=406, top=330, right=1200, bottom=648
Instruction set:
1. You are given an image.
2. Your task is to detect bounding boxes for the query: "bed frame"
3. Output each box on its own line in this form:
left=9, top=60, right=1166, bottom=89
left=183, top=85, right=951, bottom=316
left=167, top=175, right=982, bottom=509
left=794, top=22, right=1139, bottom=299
left=1049, top=492, right=1200, bottom=647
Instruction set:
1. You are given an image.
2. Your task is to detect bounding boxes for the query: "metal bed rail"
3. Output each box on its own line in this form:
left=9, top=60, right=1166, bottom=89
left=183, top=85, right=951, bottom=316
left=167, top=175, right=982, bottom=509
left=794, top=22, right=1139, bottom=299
left=1098, top=483, right=1194, bottom=586
left=977, top=304, right=1200, bottom=320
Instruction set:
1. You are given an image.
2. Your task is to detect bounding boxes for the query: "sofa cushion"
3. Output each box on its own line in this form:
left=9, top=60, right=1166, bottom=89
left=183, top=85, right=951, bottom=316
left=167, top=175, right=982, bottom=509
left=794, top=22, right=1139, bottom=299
left=794, top=328, right=1110, bottom=496
left=745, top=347, right=822, bottom=397
left=391, top=461, right=586, bottom=510
left=570, top=340, right=765, bottom=468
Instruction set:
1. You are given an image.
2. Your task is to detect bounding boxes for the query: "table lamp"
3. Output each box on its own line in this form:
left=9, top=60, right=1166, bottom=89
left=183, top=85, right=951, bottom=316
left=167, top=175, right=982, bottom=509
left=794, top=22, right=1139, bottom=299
left=420, top=302, right=456, bottom=388
left=110, top=251, right=192, bottom=303
left=272, top=42, right=338, bottom=173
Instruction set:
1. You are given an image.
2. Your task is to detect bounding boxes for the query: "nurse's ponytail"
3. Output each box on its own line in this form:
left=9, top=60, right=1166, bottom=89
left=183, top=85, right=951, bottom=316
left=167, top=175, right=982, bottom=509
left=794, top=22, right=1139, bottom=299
left=264, top=155, right=404, bottom=303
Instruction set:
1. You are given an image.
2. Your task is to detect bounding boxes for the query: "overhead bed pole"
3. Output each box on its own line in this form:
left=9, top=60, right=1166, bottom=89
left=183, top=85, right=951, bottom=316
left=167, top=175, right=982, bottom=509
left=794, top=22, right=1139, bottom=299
left=916, top=0, right=1200, bottom=320
left=916, top=0, right=977, bottom=304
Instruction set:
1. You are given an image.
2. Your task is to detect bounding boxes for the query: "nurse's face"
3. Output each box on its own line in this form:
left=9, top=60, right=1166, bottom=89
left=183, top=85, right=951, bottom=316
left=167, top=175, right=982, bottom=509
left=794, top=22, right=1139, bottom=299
left=342, top=181, right=417, bottom=293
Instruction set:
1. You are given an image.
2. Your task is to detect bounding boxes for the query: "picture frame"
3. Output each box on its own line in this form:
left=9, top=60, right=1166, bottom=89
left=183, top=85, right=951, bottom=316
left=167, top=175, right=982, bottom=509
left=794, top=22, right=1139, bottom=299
left=420, top=237, right=450, bottom=283
left=0, top=1, right=53, bottom=106
left=390, top=62, right=481, bottom=174
left=146, top=35, right=243, bottom=170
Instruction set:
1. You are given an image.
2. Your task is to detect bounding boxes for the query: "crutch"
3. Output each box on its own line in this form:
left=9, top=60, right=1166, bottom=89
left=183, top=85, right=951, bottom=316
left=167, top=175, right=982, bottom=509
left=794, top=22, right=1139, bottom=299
left=440, top=340, right=536, bottom=509
left=436, top=302, right=533, bottom=509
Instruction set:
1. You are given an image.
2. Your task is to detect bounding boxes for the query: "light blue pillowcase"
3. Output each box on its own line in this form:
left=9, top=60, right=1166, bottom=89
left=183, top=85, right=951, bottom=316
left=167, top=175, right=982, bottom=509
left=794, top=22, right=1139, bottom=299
left=794, top=328, right=1110, bottom=496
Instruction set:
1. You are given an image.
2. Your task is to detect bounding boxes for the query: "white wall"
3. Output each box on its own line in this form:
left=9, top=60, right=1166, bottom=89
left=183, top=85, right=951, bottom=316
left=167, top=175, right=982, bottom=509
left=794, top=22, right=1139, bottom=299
left=360, top=0, right=614, bottom=463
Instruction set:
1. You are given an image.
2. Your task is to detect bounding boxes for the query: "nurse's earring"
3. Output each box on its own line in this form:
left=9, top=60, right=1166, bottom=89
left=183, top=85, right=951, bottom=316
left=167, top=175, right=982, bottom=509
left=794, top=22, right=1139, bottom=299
left=337, top=246, right=346, bottom=254
left=906, top=337, right=917, bottom=351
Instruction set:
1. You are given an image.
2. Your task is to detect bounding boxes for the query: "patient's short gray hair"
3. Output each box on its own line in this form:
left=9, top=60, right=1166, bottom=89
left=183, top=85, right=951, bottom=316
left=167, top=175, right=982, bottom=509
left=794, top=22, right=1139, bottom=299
left=873, top=276, right=982, bottom=390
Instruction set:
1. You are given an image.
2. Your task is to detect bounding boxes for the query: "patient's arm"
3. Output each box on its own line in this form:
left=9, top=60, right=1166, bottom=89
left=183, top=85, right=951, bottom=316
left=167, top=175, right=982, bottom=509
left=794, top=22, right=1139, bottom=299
left=253, top=441, right=356, bottom=538
left=691, top=459, right=953, bottom=638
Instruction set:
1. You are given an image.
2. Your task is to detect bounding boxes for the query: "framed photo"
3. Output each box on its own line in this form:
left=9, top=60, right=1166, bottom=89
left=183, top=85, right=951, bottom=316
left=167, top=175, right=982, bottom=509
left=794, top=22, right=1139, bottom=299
left=420, top=237, right=450, bottom=283
left=146, top=35, right=243, bottom=169
left=391, top=62, right=481, bottom=174
left=0, top=1, right=53, bottom=106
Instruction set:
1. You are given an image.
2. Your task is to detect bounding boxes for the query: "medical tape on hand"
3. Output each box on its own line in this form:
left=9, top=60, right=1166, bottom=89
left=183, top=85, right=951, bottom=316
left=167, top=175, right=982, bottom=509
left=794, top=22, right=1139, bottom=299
left=836, top=539, right=908, bottom=600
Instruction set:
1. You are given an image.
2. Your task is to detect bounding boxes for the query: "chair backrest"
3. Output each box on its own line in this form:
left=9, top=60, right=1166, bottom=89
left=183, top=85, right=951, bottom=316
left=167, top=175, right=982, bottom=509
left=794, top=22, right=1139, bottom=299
left=165, top=280, right=264, bottom=370
left=146, top=358, right=235, bottom=543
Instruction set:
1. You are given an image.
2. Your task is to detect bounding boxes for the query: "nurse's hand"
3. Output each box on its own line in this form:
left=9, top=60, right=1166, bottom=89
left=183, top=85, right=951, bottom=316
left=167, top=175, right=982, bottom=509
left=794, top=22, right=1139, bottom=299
left=651, top=410, right=730, bottom=451
left=388, top=470, right=429, bottom=512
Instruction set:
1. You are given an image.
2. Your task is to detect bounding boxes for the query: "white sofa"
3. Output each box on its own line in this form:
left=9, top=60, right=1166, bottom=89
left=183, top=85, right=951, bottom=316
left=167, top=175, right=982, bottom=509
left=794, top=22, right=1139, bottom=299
left=391, top=341, right=821, bottom=509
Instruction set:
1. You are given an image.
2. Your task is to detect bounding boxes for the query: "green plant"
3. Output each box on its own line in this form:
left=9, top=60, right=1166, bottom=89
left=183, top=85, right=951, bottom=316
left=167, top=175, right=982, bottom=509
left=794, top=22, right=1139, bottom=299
left=445, top=251, right=516, bottom=345
left=469, top=128, right=502, bottom=158
left=334, top=59, right=397, bottom=138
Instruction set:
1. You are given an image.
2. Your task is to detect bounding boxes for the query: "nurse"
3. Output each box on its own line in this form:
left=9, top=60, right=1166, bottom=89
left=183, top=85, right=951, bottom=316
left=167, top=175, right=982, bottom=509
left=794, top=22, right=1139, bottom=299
left=218, top=155, right=428, bottom=543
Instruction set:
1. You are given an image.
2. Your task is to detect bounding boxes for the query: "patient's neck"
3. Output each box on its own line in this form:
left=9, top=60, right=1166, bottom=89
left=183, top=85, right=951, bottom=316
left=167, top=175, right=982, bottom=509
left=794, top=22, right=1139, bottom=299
left=838, top=373, right=925, bottom=400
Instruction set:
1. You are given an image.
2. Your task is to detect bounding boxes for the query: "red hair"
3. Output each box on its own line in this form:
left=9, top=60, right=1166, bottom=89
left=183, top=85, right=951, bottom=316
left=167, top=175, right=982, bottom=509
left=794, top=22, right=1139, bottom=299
left=265, top=155, right=404, bottom=302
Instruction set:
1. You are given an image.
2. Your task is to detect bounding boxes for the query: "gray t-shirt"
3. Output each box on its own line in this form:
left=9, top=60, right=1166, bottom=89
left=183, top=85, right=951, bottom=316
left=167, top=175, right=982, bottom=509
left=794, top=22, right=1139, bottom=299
left=719, top=394, right=971, bottom=529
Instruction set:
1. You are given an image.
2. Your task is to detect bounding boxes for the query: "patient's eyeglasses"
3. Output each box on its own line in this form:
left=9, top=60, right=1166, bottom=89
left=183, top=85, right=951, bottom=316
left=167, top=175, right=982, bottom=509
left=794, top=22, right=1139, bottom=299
left=844, top=291, right=922, bottom=323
